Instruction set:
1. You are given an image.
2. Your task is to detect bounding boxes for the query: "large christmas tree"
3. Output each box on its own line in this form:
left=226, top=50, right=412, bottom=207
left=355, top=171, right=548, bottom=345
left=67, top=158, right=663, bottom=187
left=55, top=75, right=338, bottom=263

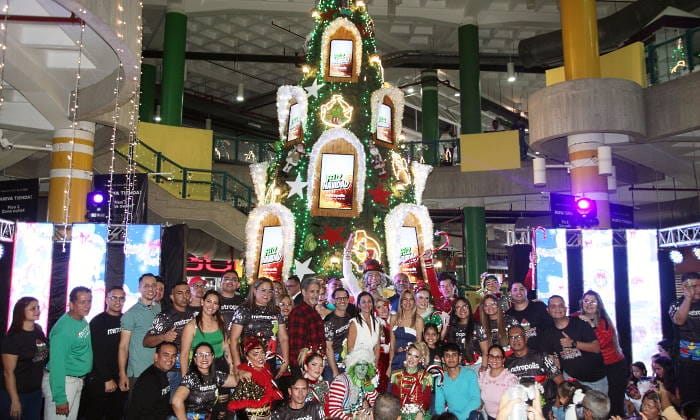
left=245, top=0, right=435, bottom=284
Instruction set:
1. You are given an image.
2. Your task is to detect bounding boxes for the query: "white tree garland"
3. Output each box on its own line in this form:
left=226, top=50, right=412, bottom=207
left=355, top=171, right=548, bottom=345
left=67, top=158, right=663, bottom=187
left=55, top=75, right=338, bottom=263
left=245, top=203, right=296, bottom=282
left=384, top=203, right=434, bottom=276
left=306, top=128, right=366, bottom=212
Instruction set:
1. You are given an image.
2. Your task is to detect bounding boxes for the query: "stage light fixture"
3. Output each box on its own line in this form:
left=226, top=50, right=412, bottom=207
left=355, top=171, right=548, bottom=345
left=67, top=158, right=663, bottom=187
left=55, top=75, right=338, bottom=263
left=574, top=197, right=598, bottom=227
left=669, top=250, right=684, bottom=264
left=86, top=190, right=107, bottom=222
left=692, top=247, right=700, bottom=260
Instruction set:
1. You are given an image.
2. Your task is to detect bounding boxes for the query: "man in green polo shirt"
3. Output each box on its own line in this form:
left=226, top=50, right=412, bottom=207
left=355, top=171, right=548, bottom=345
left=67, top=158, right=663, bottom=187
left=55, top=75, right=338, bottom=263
left=42, top=286, right=93, bottom=420
left=118, top=273, right=161, bottom=392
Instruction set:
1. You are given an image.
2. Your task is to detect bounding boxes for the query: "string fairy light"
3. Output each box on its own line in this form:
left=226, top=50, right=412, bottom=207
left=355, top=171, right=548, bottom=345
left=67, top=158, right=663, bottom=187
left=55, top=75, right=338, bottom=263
left=0, top=0, right=10, bottom=112
left=121, top=0, right=144, bottom=227
left=60, top=19, right=86, bottom=249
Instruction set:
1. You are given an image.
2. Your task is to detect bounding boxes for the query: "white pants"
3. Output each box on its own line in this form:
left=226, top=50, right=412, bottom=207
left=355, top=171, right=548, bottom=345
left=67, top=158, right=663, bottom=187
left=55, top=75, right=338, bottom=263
left=42, top=371, right=84, bottom=420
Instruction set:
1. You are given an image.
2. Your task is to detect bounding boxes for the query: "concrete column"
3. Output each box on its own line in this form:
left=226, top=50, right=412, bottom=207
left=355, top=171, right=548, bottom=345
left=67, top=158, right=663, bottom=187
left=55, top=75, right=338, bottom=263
left=568, top=134, right=611, bottom=227
left=160, top=4, right=187, bottom=126
left=139, top=63, right=156, bottom=123
left=463, top=202, right=486, bottom=287
left=560, top=0, right=609, bottom=227
left=47, top=122, right=96, bottom=223
left=458, top=23, right=481, bottom=135
left=421, top=69, right=439, bottom=165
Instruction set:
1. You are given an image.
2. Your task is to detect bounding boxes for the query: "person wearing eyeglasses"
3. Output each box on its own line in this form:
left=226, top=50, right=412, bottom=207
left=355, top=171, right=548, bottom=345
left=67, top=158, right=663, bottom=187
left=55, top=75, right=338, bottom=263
left=478, top=344, right=518, bottom=420
left=79, top=286, right=127, bottom=419
left=172, top=342, right=247, bottom=420
left=504, top=325, right=563, bottom=386
left=219, top=271, right=243, bottom=329
left=324, top=287, right=352, bottom=380
left=572, top=290, right=627, bottom=416
left=541, top=295, right=607, bottom=393
left=187, top=277, right=208, bottom=312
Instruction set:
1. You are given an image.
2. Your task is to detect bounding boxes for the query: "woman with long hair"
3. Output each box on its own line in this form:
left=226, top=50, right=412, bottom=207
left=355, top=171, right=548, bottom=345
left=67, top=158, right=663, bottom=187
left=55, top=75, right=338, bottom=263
left=573, top=290, right=627, bottom=416
left=443, top=297, right=488, bottom=368
left=299, top=349, right=329, bottom=404
left=0, top=297, right=48, bottom=420
left=180, top=290, right=230, bottom=376
left=180, top=290, right=232, bottom=419
left=423, top=323, right=441, bottom=366
left=388, top=290, right=424, bottom=374
left=346, top=292, right=381, bottom=363
left=390, top=343, right=433, bottom=419
left=478, top=344, right=518, bottom=420
left=478, top=294, right=519, bottom=348
left=374, top=295, right=392, bottom=393
left=651, top=356, right=680, bottom=407
left=172, top=342, right=245, bottom=420
left=229, top=277, right=289, bottom=378
left=639, top=391, right=663, bottom=420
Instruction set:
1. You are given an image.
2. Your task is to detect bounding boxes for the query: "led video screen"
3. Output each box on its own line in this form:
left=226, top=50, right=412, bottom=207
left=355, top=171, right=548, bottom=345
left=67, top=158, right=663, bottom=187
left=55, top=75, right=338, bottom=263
left=9, top=223, right=53, bottom=331
left=67, top=223, right=108, bottom=320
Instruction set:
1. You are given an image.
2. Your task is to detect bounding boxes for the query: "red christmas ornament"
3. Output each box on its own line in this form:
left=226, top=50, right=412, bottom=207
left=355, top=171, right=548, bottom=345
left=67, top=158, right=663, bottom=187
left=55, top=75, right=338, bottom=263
left=368, top=183, right=391, bottom=206
left=320, top=225, right=345, bottom=246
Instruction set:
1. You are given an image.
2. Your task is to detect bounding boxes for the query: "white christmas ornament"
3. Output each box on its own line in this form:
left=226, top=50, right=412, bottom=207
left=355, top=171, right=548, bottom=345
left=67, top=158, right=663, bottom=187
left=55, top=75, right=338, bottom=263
left=294, top=257, right=315, bottom=278
left=411, top=161, right=433, bottom=205
left=286, top=173, right=308, bottom=198
left=249, top=161, right=270, bottom=203
left=304, top=78, right=324, bottom=98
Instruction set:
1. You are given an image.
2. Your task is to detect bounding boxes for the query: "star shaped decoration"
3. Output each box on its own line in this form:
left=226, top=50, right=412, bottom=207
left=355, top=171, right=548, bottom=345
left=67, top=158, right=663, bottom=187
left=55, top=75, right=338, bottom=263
left=304, top=78, right=324, bottom=98
left=293, top=257, right=315, bottom=279
left=368, top=182, right=391, bottom=206
left=285, top=174, right=308, bottom=198
left=320, top=225, right=345, bottom=247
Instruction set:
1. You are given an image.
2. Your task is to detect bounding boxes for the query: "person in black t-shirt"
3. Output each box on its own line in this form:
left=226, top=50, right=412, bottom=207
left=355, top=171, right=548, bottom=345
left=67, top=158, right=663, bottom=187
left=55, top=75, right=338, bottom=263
left=271, top=377, right=325, bottom=420
left=144, top=282, right=195, bottom=399
left=504, top=325, right=563, bottom=385
left=79, top=286, right=128, bottom=419
left=127, top=342, right=177, bottom=420
left=324, top=287, right=352, bottom=380
left=0, top=296, right=48, bottom=420
left=506, top=282, right=553, bottom=352
left=669, top=272, right=700, bottom=404
left=219, top=271, right=243, bottom=329
left=172, top=342, right=246, bottom=419
left=541, top=295, right=606, bottom=392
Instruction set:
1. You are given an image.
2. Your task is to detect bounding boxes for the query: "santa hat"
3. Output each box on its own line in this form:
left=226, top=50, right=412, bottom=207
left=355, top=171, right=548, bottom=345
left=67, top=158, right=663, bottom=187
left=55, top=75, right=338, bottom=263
left=242, top=336, right=263, bottom=355
left=362, top=259, right=383, bottom=274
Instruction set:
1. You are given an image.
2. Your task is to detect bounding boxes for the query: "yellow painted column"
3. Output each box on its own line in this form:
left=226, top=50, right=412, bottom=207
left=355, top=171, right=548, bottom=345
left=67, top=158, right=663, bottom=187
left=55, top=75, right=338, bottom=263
left=560, top=0, right=609, bottom=227
left=47, top=122, right=96, bottom=224
left=560, top=0, right=601, bottom=80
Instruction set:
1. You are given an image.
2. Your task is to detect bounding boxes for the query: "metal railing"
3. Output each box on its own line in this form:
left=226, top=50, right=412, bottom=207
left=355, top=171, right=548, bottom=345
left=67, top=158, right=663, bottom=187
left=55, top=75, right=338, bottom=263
left=116, top=140, right=254, bottom=214
left=647, top=27, right=699, bottom=85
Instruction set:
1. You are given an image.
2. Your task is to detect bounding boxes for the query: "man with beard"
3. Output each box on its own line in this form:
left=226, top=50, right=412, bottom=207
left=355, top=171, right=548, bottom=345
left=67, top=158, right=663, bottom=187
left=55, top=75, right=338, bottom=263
left=506, top=282, right=553, bottom=352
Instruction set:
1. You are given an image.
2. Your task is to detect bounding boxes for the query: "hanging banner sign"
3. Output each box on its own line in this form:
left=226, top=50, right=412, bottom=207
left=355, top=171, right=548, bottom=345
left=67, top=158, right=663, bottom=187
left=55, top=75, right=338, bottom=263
left=93, top=174, right=148, bottom=224
left=0, top=179, right=39, bottom=222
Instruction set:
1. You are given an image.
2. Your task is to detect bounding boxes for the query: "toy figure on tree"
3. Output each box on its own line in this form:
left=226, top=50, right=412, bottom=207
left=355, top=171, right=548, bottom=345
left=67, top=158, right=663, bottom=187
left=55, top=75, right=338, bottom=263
left=245, top=0, right=437, bottom=295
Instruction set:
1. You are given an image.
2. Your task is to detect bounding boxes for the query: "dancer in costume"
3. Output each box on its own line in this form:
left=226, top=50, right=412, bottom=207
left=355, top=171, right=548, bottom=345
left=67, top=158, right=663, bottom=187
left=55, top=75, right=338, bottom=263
left=325, top=348, right=379, bottom=420
left=390, top=343, right=433, bottom=420
left=299, top=349, right=330, bottom=404
left=227, top=337, right=283, bottom=420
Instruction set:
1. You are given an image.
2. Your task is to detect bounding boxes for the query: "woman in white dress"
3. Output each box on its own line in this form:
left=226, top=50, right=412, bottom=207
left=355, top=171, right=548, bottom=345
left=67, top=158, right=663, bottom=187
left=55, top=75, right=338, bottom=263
left=346, top=291, right=380, bottom=365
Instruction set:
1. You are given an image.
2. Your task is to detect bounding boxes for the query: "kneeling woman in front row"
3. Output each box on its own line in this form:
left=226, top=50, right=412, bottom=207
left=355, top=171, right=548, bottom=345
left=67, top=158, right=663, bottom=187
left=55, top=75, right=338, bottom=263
left=172, top=342, right=248, bottom=420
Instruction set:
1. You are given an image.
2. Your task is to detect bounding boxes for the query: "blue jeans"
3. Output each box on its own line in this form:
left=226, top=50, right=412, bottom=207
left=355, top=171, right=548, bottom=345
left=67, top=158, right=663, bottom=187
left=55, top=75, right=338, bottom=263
left=564, top=372, right=609, bottom=394
left=0, top=388, right=42, bottom=420
left=167, top=370, right=182, bottom=401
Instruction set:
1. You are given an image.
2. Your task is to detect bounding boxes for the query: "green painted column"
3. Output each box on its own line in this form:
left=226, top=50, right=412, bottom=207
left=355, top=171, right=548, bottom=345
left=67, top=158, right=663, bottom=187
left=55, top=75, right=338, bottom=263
left=421, top=70, right=439, bottom=165
left=459, top=23, right=481, bottom=135
left=139, top=63, right=156, bottom=123
left=463, top=204, right=486, bottom=287
left=160, top=6, right=187, bottom=126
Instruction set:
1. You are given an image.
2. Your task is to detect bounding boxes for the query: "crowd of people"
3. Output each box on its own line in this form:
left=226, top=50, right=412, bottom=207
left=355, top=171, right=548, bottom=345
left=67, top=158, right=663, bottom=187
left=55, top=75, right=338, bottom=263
left=1, top=262, right=699, bottom=420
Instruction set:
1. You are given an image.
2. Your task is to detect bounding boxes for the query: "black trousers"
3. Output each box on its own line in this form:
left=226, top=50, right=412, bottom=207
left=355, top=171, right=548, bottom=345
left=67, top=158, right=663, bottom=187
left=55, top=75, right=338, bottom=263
left=606, top=358, right=629, bottom=417
left=77, top=375, right=127, bottom=420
